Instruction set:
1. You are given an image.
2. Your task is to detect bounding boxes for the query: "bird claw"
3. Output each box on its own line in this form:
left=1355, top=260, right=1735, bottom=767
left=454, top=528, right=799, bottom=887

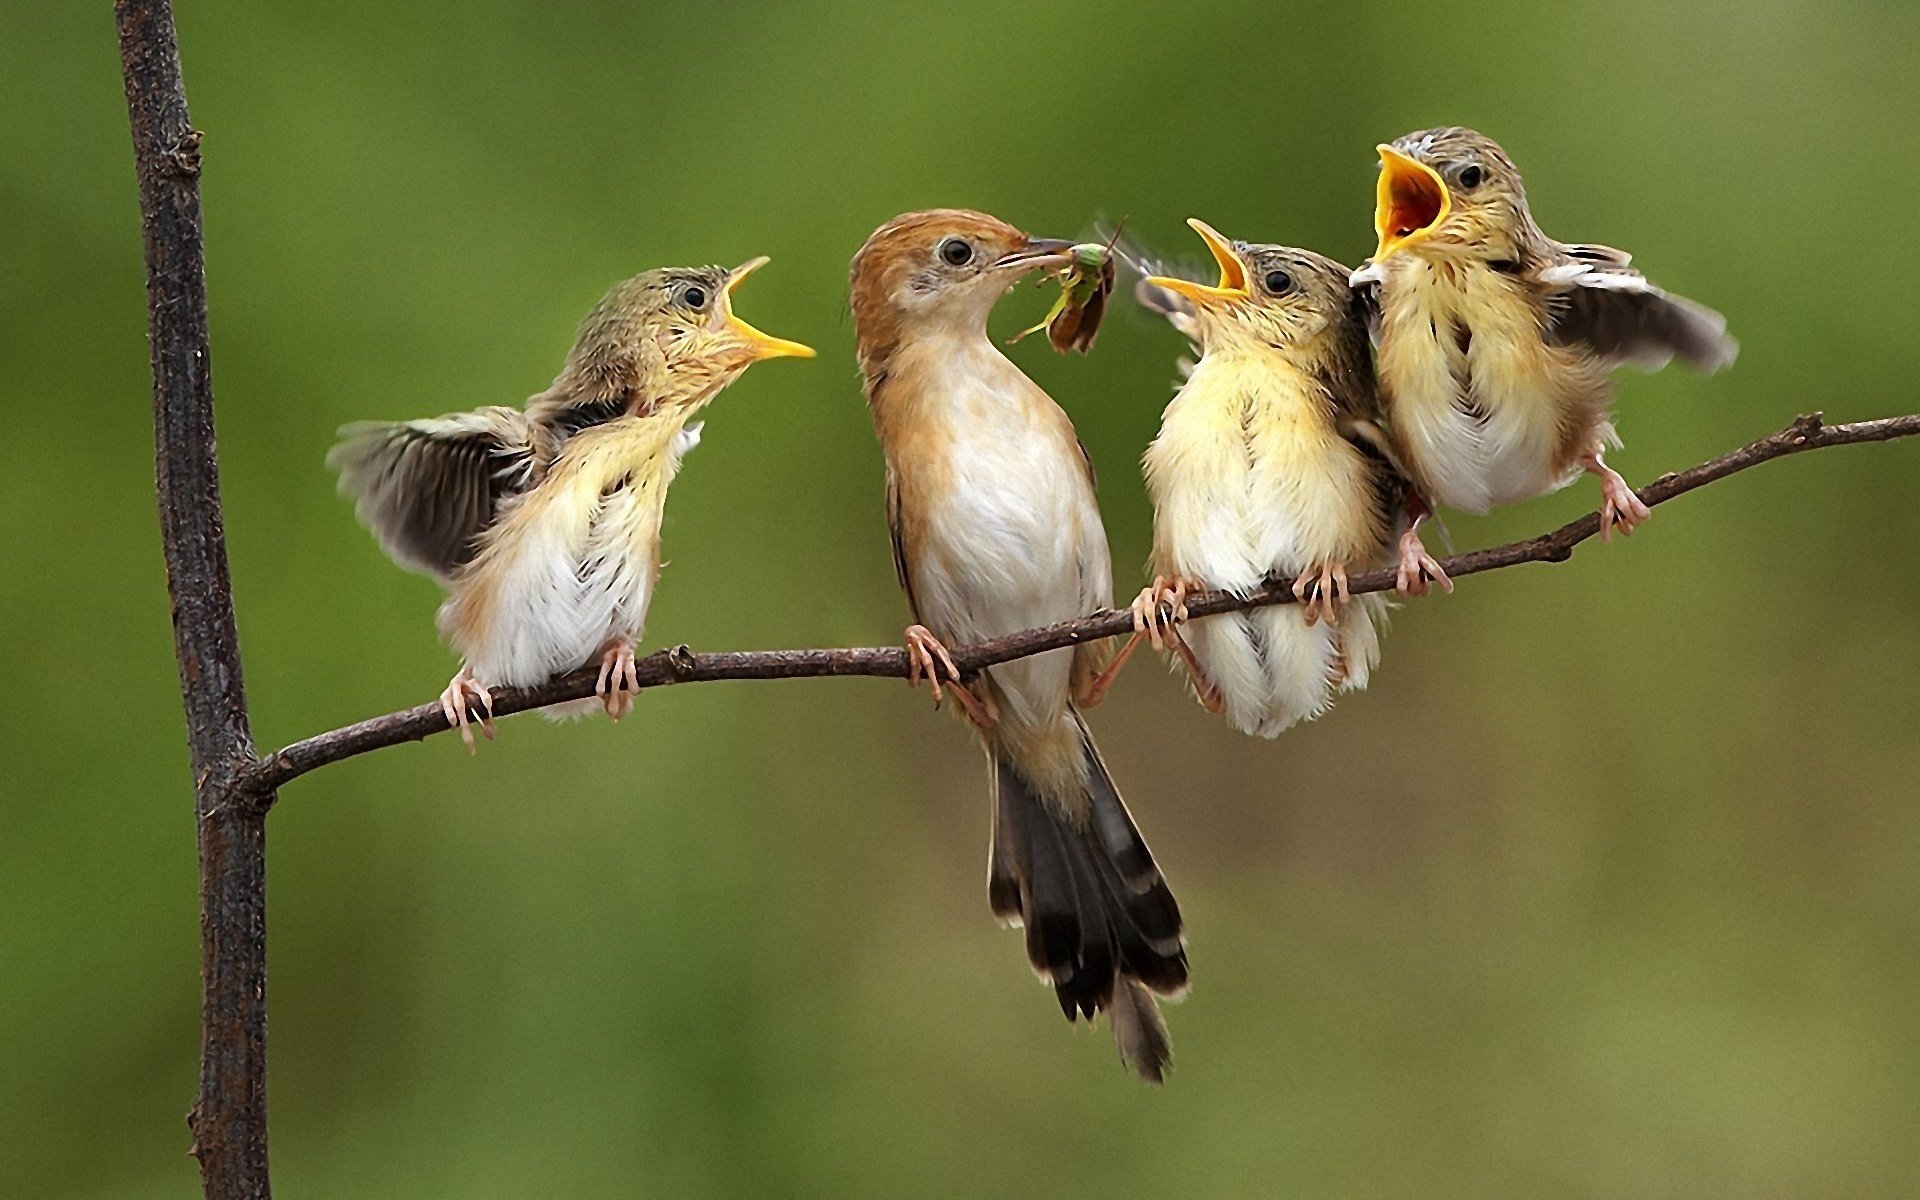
left=1129, top=576, right=1192, bottom=650
left=1395, top=528, right=1453, bottom=597
left=1291, top=563, right=1351, bottom=626
left=1586, top=452, right=1651, bottom=543
left=438, top=667, right=495, bottom=754
left=595, top=640, right=642, bottom=721
left=905, top=625, right=994, bottom=731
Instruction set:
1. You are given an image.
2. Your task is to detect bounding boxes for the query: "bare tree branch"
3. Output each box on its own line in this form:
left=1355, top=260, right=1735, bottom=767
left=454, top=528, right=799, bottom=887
left=245, top=410, right=1920, bottom=796
left=116, top=1, right=273, bottom=1196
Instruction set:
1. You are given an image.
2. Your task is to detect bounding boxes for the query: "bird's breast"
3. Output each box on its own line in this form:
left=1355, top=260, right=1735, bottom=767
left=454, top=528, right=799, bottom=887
left=1147, top=358, right=1384, bottom=589
left=1377, top=261, right=1581, bottom=511
left=880, top=340, right=1108, bottom=646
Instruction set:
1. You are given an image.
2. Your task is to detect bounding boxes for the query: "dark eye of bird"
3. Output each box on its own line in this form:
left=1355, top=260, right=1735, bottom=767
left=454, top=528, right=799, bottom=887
left=939, top=238, right=974, bottom=267
left=1263, top=269, right=1293, bottom=294
left=1458, top=165, right=1484, bottom=189
left=680, top=285, right=708, bottom=309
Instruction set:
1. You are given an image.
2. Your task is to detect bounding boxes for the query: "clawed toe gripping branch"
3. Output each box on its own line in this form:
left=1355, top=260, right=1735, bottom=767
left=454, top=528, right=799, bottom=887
left=118, top=3, right=1920, bottom=1195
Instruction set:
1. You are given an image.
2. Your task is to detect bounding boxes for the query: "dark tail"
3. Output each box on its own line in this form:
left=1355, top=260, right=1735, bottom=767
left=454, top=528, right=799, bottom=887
left=987, top=711, right=1188, bottom=1083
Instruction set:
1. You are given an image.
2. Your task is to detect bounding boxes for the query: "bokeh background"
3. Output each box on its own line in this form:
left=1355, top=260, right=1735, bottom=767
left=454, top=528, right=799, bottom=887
left=6, top=1, right=1919, bottom=1196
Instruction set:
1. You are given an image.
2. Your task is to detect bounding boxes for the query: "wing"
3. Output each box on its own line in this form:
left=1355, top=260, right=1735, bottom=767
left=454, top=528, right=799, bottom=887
left=328, top=407, right=550, bottom=582
left=884, top=469, right=922, bottom=624
left=1538, top=244, right=1737, bottom=373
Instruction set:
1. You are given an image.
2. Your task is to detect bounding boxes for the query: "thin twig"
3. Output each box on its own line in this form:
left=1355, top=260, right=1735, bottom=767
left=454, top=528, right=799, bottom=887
left=116, top=2, right=274, bottom=1196
left=244, top=410, right=1920, bottom=797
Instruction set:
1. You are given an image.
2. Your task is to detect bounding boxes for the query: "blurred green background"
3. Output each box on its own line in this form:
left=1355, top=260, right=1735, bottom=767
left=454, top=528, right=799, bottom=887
left=6, top=1, right=1919, bottom=1196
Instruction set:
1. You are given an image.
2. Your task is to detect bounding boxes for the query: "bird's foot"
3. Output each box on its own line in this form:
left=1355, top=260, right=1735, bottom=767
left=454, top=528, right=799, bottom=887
left=1124, top=576, right=1223, bottom=713
left=438, top=667, right=495, bottom=754
left=905, top=624, right=995, bottom=731
left=595, top=639, right=642, bottom=721
left=1584, top=451, right=1650, bottom=543
left=1291, top=562, right=1351, bottom=626
left=1394, top=527, right=1453, bottom=597
left=1129, top=575, right=1193, bottom=650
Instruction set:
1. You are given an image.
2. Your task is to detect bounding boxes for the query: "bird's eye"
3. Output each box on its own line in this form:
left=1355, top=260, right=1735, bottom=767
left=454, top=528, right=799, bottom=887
left=679, top=285, right=708, bottom=309
left=1457, top=165, right=1485, bottom=189
left=939, top=238, right=974, bottom=267
left=1263, top=269, right=1294, bottom=294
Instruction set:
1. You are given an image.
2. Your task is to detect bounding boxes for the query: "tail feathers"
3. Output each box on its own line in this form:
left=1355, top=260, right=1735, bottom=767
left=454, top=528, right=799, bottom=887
left=1107, top=978, right=1174, bottom=1085
left=988, top=717, right=1188, bottom=1082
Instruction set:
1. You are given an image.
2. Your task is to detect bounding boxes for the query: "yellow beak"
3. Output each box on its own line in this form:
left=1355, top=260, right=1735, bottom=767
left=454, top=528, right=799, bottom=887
left=1374, top=145, right=1451, bottom=260
left=1143, top=218, right=1249, bottom=306
left=723, top=257, right=816, bottom=360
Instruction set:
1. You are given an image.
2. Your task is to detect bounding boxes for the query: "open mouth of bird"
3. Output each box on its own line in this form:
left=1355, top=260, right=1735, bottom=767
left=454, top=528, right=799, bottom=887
left=1374, top=145, right=1451, bottom=257
left=722, top=258, right=815, bottom=361
left=1143, top=218, right=1248, bottom=306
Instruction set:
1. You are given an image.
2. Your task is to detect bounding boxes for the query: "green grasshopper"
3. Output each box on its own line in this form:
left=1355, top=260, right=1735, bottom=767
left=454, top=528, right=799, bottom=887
left=1009, top=219, right=1125, bottom=355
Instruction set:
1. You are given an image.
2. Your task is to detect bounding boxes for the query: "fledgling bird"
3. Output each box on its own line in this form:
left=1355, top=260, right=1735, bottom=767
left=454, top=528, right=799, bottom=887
left=1123, top=219, right=1428, bottom=738
left=330, top=260, right=813, bottom=746
left=1353, top=127, right=1737, bottom=545
left=849, top=209, right=1188, bottom=1082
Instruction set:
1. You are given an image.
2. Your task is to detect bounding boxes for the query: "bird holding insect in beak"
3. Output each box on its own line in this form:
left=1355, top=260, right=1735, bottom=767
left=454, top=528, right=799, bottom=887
left=330, top=259, right=813, bottom=748
left=1353, top=127, right=1737, bottom=544
left=849, top=209, right=1188, bottom=1082
left=1123, top=220, right=1427, bottom=738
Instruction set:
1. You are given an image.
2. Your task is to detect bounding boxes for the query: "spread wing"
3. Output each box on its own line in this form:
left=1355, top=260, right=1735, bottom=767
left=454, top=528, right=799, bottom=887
left=1538, top=244, right=1737, bottom=373
left=328, top=407, right=551, bottom=582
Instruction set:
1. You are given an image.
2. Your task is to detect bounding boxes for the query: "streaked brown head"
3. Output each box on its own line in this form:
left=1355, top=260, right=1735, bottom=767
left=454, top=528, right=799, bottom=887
left=848, top=209, right=1071, bottom=376
left=1373, top=126, right=1542, bottom=264
left=1144, top=219, right=1364, bottom=360
left=549, top=259, right=813, bottom=417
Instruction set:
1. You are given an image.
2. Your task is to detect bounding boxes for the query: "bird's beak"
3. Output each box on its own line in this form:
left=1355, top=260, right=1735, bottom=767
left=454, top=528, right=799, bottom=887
left=722, top=257, right=816, bottom=360
left=990, top=236, right=1074, bottom=274
left=1374, top=145, right=1451, bottom=260
left=1144, top=218, right=1248, bottom=307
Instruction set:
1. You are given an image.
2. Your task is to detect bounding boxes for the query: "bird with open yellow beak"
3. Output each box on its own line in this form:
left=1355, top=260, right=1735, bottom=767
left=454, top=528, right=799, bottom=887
left=1122, top=219, right=1427, bottom=737
left=849, top=209, right=1188, bottom=1083
left=330, top=259, right=813, bottom=747
left=1353, top=127, right=1736, bottom=544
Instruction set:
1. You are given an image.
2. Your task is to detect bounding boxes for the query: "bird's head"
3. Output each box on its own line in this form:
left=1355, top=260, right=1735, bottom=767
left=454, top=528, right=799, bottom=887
left=567, top=259, right=813, bottom=412
left=848, top=209, right=1073, bottom=365
left=1372, top=127, right=1536, bottom=264
left=1143, top=219, right=1357, bottom=356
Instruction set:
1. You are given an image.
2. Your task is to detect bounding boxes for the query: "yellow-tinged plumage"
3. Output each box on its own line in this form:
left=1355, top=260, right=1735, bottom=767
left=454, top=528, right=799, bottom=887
left=330, top=258, right=811, bottom=746
left=1132, top=220, right=1417, bottom=738
left=850, top=209, right=1186, bottom=1083
left=1355, top=127, right=1737, bottom=538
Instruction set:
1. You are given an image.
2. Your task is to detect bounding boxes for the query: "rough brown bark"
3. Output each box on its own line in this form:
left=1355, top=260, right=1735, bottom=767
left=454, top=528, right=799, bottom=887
left=243, top=411, right=1920, bottom=795
left=116, top=1, right=273, bottom=1196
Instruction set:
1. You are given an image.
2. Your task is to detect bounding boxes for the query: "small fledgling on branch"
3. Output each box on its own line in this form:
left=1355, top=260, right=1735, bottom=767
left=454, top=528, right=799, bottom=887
left=850, top=209, right=1188, bottom=1083
left=1117, top=219, right=1431, bottom=738
left=330, top=260, right=813, bottom=747
left=1353, top=127, right=1737, bottom=543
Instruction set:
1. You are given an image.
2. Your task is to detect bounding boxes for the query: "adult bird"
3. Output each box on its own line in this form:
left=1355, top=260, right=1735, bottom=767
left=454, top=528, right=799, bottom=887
left=331, top=259, right=813, bottom=747
left=1353, top=127, right=1736, bottom=547
left=1126, top=219, right=1432, bottom=738
left=849, top=209, right=1188, bottom=1082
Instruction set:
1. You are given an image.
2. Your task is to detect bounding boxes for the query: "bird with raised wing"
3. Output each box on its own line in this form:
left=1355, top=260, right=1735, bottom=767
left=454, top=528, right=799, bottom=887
left=850, top=209, right=1188, bottom=1082
left=331, top=260, right=813, bottom=747
left=1353, top=127, right=1736, bottom=547
left=1122, top=219, right=1430, bottom=738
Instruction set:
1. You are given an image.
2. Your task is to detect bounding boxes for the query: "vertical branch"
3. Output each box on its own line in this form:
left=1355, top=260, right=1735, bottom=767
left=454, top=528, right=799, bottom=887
left=115, top=2, right=273, bottom=1196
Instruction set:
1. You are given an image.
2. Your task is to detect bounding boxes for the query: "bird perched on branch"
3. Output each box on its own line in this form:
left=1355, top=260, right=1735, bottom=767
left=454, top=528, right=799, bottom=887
left=1122, top=219, right=1434, bottom=738
left=330, top=259, right=813, bottom=747
left=1353, top=127, right=1737, bottom=544
left=849, top=209, right=1188, bottom=1082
